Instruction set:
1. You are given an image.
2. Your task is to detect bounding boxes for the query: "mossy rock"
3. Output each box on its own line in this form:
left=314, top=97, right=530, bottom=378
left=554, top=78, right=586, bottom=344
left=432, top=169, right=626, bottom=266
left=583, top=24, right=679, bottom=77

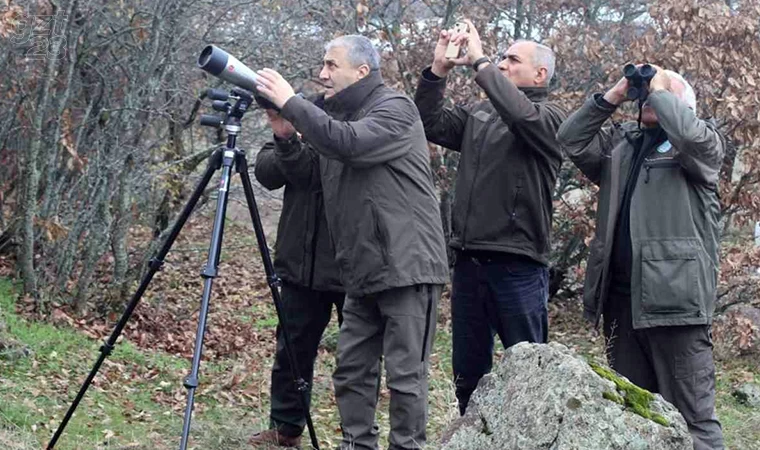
left=590, top=361, right=670, bottom=427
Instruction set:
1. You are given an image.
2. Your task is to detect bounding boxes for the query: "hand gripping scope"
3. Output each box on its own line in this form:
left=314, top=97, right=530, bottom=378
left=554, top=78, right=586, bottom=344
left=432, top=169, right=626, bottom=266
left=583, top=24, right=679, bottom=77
left=198, top=45, right=279, bottom=111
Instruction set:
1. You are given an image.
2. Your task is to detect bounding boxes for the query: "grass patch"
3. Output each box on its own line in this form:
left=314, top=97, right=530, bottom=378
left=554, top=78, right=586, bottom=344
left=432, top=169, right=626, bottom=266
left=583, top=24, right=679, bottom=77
left=715, top=358, right=760, bottom=450
left=2, top=276, right=759, bottom=449
left=0, top=279, right=263, bottom=450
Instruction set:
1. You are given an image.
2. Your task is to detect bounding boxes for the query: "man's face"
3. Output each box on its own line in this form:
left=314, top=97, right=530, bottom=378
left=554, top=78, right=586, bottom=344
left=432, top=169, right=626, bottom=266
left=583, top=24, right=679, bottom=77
left=496, top=41, right=546, bottom=87
left=640, top=78, right=686, bottom=127
left=319, top=46, right=366, bottom=99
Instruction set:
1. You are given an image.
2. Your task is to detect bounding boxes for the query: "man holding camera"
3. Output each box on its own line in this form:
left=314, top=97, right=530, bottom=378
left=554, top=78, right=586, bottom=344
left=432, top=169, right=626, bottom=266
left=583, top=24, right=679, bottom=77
left=557, top=67, right=724, bottom=449
left=255, top=35, right=449, bottom=450
left=413, top=20, right=566, bottom=415
left=249, top=106, right=345, bottom=448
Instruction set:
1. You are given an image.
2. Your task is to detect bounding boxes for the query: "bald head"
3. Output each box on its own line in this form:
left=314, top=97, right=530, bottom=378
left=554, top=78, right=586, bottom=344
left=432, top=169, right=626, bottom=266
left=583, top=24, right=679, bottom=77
left=664, top=70, right=697, bottom=110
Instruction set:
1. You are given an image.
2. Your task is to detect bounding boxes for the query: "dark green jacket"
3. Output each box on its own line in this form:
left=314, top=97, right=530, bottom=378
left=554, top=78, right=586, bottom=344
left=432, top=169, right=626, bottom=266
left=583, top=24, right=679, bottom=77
left=413, top=65, right=567, bottom=265
left=557, top=91, right=724, bottom=329
left=254, top=138, right=343, bottom=292
left=279, top=71, right=449, bottom=297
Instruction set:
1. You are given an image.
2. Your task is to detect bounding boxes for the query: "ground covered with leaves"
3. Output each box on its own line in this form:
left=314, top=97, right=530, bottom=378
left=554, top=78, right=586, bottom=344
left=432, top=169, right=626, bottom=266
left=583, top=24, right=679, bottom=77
left=1, top=215, right=759, bottom=450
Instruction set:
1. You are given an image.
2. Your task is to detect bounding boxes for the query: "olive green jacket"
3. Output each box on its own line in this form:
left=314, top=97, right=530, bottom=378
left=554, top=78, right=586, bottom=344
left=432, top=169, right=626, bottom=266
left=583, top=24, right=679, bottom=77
left=557, top=91, right=724, bottom=329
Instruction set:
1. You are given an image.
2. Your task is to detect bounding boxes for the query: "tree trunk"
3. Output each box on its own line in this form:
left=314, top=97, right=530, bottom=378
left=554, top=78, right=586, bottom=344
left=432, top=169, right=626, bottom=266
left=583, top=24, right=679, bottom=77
left=40, top=28, right=79, bottom=222
left=74, top=178, right=112, bottom=312
left=514, top=0, right=524, bottom=39
left=18, top=1, right=74, bottom=296
left=110, top=154, right=133, bottom=307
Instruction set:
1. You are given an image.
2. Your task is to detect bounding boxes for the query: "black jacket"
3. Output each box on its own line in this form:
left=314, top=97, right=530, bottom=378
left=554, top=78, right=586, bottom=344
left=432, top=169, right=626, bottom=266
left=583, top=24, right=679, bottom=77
left=414, top=65, right=567, bottom=265
left=254, top=135, right=343, bottom=292
left=278, top=70, right=449, bottom=296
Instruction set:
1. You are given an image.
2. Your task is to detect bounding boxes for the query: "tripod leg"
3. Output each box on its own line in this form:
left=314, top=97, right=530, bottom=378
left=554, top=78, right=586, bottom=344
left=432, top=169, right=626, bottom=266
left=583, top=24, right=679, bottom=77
left=235, top=151, right=321, bottom=450
left=47, top=150, right=224, bottom=450
left=178, top=149, right=236, bottom=450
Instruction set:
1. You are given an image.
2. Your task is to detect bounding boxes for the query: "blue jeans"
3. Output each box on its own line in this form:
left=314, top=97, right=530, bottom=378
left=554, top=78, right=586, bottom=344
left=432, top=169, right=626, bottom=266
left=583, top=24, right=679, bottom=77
left=451, top=250, right=548, bottom=415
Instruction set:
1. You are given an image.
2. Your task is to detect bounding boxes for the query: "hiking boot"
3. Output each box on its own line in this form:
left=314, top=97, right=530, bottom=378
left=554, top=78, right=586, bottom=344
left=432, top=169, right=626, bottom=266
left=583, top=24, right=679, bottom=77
left=248, top=429, right=302, bottom=448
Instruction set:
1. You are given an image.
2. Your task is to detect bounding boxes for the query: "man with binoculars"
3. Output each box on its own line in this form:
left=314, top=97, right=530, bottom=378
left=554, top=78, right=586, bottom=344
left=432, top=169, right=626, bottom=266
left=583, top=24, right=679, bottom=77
left=557, top=65, right=725, bottom=449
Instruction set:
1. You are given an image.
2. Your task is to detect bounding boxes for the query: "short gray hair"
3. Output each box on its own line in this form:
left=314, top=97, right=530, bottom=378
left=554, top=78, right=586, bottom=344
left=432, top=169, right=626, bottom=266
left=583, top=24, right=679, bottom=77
left=664, top=70, right=697, bottom=110
left=325, top=35, right=381, bottom=70
left=515, top=39, right=556, bottom=84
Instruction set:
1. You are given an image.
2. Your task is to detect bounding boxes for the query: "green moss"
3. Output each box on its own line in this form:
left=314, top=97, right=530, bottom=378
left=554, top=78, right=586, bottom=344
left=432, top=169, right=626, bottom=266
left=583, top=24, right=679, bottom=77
left=651, top=413, right=670, bottom=427
left=603, top=391, right=625, bottom=405
left=590, top=361, right=670, bottom=427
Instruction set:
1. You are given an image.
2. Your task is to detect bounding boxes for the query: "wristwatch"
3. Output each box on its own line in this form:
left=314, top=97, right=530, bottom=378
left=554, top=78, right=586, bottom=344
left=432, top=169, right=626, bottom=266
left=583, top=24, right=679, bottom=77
left=472, top=56, right=491, bottom=72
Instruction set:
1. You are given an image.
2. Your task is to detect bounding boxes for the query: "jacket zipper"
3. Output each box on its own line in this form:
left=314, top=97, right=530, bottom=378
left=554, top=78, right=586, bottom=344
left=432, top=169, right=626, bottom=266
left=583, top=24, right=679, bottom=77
left=643, top=160, right=680, bottom=183
left=509, top=181, right=522, bottom=227
left=421, top=285, right=434, bottom=362
left=460, top=114, right=496, bottom=250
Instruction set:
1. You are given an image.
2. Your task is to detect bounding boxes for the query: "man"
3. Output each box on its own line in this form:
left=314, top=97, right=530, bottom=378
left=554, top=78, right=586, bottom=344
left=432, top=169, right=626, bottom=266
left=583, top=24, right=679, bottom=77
left=255, top=35, right=449, bottom=450
left=413, top=19, right=566, bottom=415
left=556, top=66, right=724, bottom=450
left=249, top=104, right=345, bottom=448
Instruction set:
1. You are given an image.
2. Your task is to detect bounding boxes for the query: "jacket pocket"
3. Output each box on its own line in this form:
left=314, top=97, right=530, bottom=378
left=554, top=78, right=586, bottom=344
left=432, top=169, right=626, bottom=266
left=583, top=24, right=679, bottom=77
left=583, top=238, right=606, bottom=315
left=508, top=173, right=524, bottom=228
left=643, top=159, right=680, bottom=184
left=640, top=239, right=702, bottom=315
left=370, top=201, right=390, bottom=267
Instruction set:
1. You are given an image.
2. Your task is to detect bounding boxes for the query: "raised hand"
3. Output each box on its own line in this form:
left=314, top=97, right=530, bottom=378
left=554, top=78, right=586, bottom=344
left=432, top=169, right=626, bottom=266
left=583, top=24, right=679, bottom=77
left=265, top=109, right=296, bottom=140
left=432, top=28, right=469, bottom=77
left=255, top=68, right=296, bottom=109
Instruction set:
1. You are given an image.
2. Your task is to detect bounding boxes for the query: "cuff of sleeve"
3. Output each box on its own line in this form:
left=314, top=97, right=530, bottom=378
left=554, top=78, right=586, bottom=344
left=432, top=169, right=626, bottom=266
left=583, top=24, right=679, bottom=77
left=593, top=93, right=618, bottom=112
left=280, top=94, right=311, bottom=126
left=273, top=133, right=300, bottom=154
left=473, top=61, right=499, bottom=85
left=421, top=66, right=446, bottom=83
left=645, top=89, right=674, bottom=108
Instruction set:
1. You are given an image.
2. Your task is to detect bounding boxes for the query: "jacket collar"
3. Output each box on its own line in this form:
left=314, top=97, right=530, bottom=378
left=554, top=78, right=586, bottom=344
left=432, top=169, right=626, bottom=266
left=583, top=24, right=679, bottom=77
left=519, top=86, right=548, bottom=102
left=324, top=70, right=384, bottom=116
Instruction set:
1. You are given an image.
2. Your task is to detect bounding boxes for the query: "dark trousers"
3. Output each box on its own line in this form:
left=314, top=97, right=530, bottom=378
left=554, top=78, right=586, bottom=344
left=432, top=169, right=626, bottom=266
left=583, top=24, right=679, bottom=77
left=451, top=251, right=548, bottom=415
left=603, top=292, right=724, bottom=450
left=270, top=282, right=344, bottom=437
left=333, top=284, right=442, bottom=450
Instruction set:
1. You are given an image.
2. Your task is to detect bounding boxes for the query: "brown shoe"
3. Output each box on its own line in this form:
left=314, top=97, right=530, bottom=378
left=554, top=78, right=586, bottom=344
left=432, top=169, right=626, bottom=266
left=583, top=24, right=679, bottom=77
left=248, top=429, right=302, bottom=449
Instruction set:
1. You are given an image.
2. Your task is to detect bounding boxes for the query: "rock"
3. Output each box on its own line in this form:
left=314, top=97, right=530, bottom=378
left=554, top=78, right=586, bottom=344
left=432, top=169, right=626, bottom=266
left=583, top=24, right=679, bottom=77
left=0, top=322, right=30, bottom=361
left=438, top=342, right=692, bottom=450
left=713, top=304, right=760, bottom=358
left=733, top=383, right=760, bottom=408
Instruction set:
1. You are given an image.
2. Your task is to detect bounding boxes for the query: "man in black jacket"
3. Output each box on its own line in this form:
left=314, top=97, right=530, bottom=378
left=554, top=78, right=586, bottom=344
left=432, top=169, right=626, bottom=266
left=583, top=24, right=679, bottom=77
left=255, top=35, right=449, bottom=450
left=249, top=106, right=344, bottom=449
left=413, top=20, right=566, bottom=415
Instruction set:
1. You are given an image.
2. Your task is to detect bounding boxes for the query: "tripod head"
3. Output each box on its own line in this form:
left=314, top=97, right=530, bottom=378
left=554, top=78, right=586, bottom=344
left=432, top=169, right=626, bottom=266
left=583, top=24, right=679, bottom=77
left=200, top=87, right=253, bottom=135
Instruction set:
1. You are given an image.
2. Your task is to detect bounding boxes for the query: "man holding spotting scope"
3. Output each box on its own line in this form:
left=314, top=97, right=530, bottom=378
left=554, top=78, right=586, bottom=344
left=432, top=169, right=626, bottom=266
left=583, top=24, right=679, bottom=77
left=255, top=35, right=449, bottom=450
left=557, top=64, right=725, bottom=450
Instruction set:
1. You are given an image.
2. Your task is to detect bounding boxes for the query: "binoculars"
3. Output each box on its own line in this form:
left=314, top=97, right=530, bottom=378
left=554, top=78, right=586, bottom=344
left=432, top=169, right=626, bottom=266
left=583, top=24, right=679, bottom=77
left=623, top=63, right=657, bottom=102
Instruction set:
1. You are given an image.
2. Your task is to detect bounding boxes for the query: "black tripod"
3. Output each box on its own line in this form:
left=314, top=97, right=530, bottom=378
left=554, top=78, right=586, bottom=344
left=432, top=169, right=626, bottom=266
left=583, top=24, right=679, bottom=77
left=48, top=88, right=320, bottom=450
